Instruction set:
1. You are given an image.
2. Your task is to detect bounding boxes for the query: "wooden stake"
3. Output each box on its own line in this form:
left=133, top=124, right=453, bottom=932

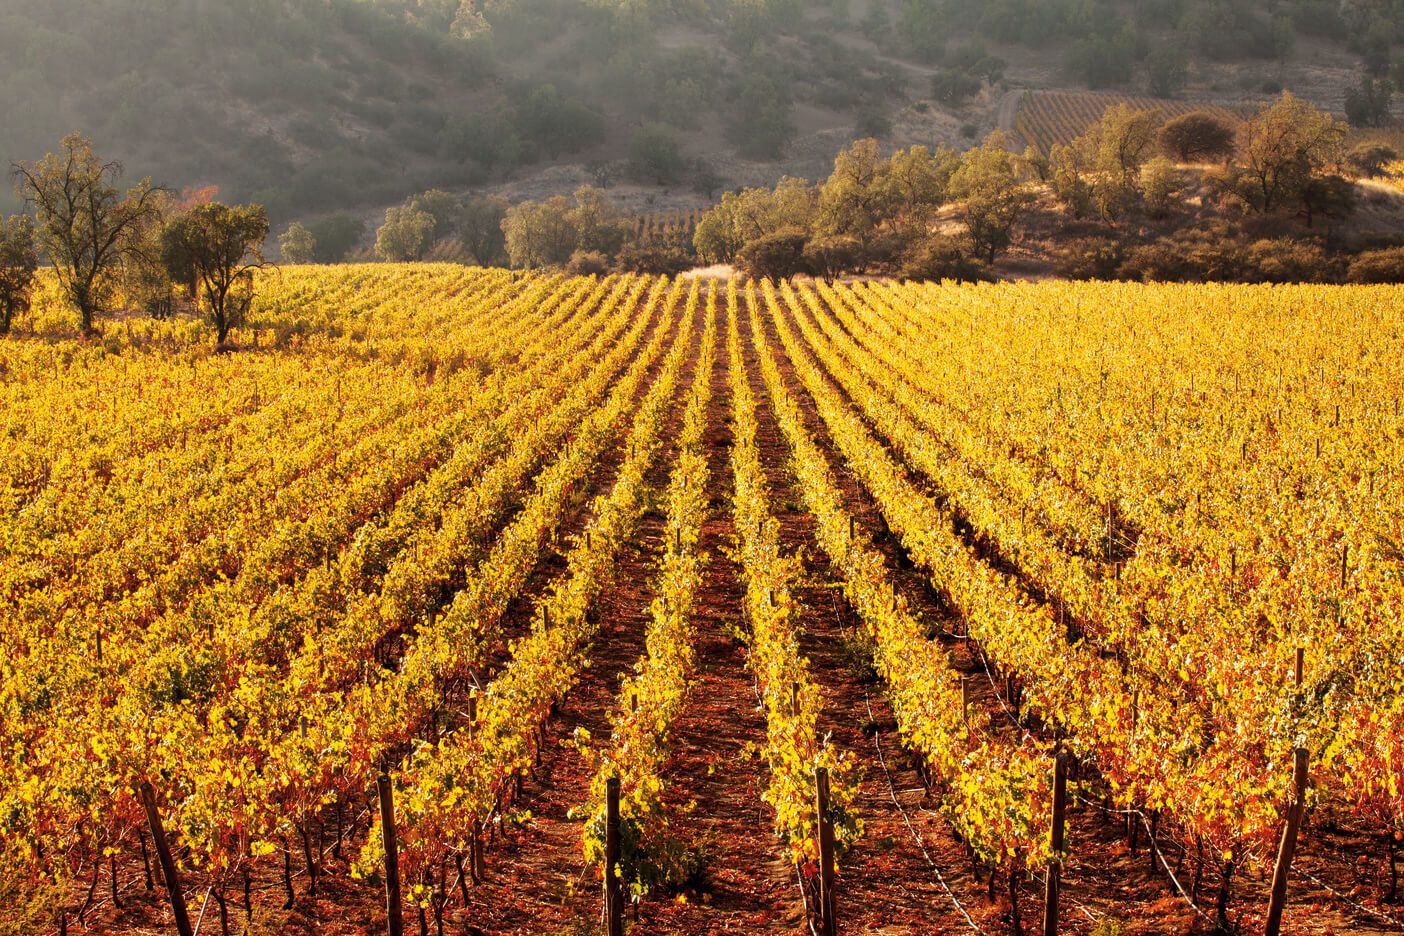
left=605, top=778, right=623, bottom=936
left=1043, top=754, right=1069, bottom=936
left=1264, top=749, right=1310, bottom=936
left=471, top=819, right=485, bottom=882
left=1294, top=648, right=1304, bottom=690
left=816, top=767, right=837, bottom=936
left=138, top=829, right=154, bottom=890
left=377, top=775, right=404, bottom=936
left=138, top=782, right=193, bottom=936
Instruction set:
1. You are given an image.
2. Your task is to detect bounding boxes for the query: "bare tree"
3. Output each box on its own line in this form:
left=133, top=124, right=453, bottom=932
left=11, top=134, right=162, bottom=334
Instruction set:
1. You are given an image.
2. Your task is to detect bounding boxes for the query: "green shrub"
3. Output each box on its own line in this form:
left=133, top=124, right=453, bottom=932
left=1058, top=237, right=1124, bottom=280
left=1119, top=223, right=1247, bottom=282
left=1241, top=238, right=1338, bottom=283
left=614, top=243, right=693, bottom=276
left=1347, top=247, right=1404, bottom=283
left=735, top=230, right=811, bottom=280
left=899, top=235, right=989, bottom=282
left=803, top=235, right=865, bottom=278
left=565, top=250, right=611, bottom=277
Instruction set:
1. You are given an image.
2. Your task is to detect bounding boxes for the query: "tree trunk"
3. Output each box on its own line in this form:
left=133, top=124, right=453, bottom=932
left=455, top=854, right=470, bottom=907
left=139, top=829, right=155, bottom=890
left=1148, top=811, right=1160, bottom=873
left=1215, top=860, right=1234, bottom=934
left=215, top=888, right=229, bottom=936
left=1008, top=866, right=1022, bottom=936
left=1192, top=837, right=1204, bottom=906
left=282, top=839, right=295, bottom=909
left=301, top=825, right=319, bottom=896
left=78, top=858, right=100, bottom=922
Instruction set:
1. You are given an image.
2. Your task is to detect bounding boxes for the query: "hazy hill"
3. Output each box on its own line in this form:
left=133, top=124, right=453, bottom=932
left=0, top=0, right=1398, bottom=222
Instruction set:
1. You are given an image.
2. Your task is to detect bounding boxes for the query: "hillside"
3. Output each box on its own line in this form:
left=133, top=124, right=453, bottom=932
left=0, top=0, right=1400, bottom=225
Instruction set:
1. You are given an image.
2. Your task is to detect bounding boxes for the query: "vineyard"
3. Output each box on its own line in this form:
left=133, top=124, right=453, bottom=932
left=3, top=267, right=1404, bottom=936
left=1015, top=90, right=1247, bottom=154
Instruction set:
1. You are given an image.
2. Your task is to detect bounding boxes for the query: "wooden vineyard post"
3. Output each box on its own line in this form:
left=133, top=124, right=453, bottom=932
left=377, top=774, right=404, bottom=936
left=1264, top=749, right=1310, bottom=936
left=816, top=767, right=837, bottom=936
left=605, top=777, right=623, bottom=936
left=138, top=781, right=194, bottom=936
left=1043, top=753, right=1069, bottom=936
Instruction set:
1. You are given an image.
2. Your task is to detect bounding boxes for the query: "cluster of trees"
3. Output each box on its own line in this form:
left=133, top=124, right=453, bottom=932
left=500, top=187, right=629, bottom=271
left=2, top=136, right=267, bottom=341
left=682, top=90, right=1400, bottom=284
left=372, top=190, right=508, bottom=264
left=497, top=187, right=696, bottom=274
left=1043, top=94, right=1353, bottom=225
left=279, top=216, right=366, bottom=264
left=1344, top=73, right=1396, bottom=127
left=276, top=185, right=708, bottom=275
left=690, top=135, right=1032, bottom=280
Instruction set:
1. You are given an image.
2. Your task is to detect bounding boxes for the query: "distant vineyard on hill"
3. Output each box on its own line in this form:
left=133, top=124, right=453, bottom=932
left=1016, top=90, right=1248, bottom=154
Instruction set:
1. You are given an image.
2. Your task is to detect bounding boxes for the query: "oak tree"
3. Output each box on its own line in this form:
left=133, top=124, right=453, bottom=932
left=162, top=202, right=270, bottom=343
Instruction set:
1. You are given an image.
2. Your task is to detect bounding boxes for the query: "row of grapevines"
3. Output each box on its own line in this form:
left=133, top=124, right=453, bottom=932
left=1, top=270, right=627, bottom=903
left=748, top=282, right=1055, bottom=877
left=576, top=281, right=718, bottom=904
left=812, top=279, right=1402, bottom=881
left=136, top=277, right=684, bottom=883
left=353, top=279, right=702, bottom=926
left=724, top=280, right=860, bottom=874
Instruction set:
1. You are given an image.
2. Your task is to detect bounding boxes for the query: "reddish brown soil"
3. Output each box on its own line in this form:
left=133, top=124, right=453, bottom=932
left=450, top=293, right=706, bottom=935
left=638, top=306, right=801, bottom=935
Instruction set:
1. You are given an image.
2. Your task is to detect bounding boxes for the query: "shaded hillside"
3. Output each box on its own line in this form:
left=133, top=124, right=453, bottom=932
left=0, top=0, right=1399, bottom=222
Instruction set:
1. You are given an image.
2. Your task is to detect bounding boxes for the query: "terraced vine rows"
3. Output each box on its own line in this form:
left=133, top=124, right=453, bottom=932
left=3, top=267, right=1403, bottom=935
